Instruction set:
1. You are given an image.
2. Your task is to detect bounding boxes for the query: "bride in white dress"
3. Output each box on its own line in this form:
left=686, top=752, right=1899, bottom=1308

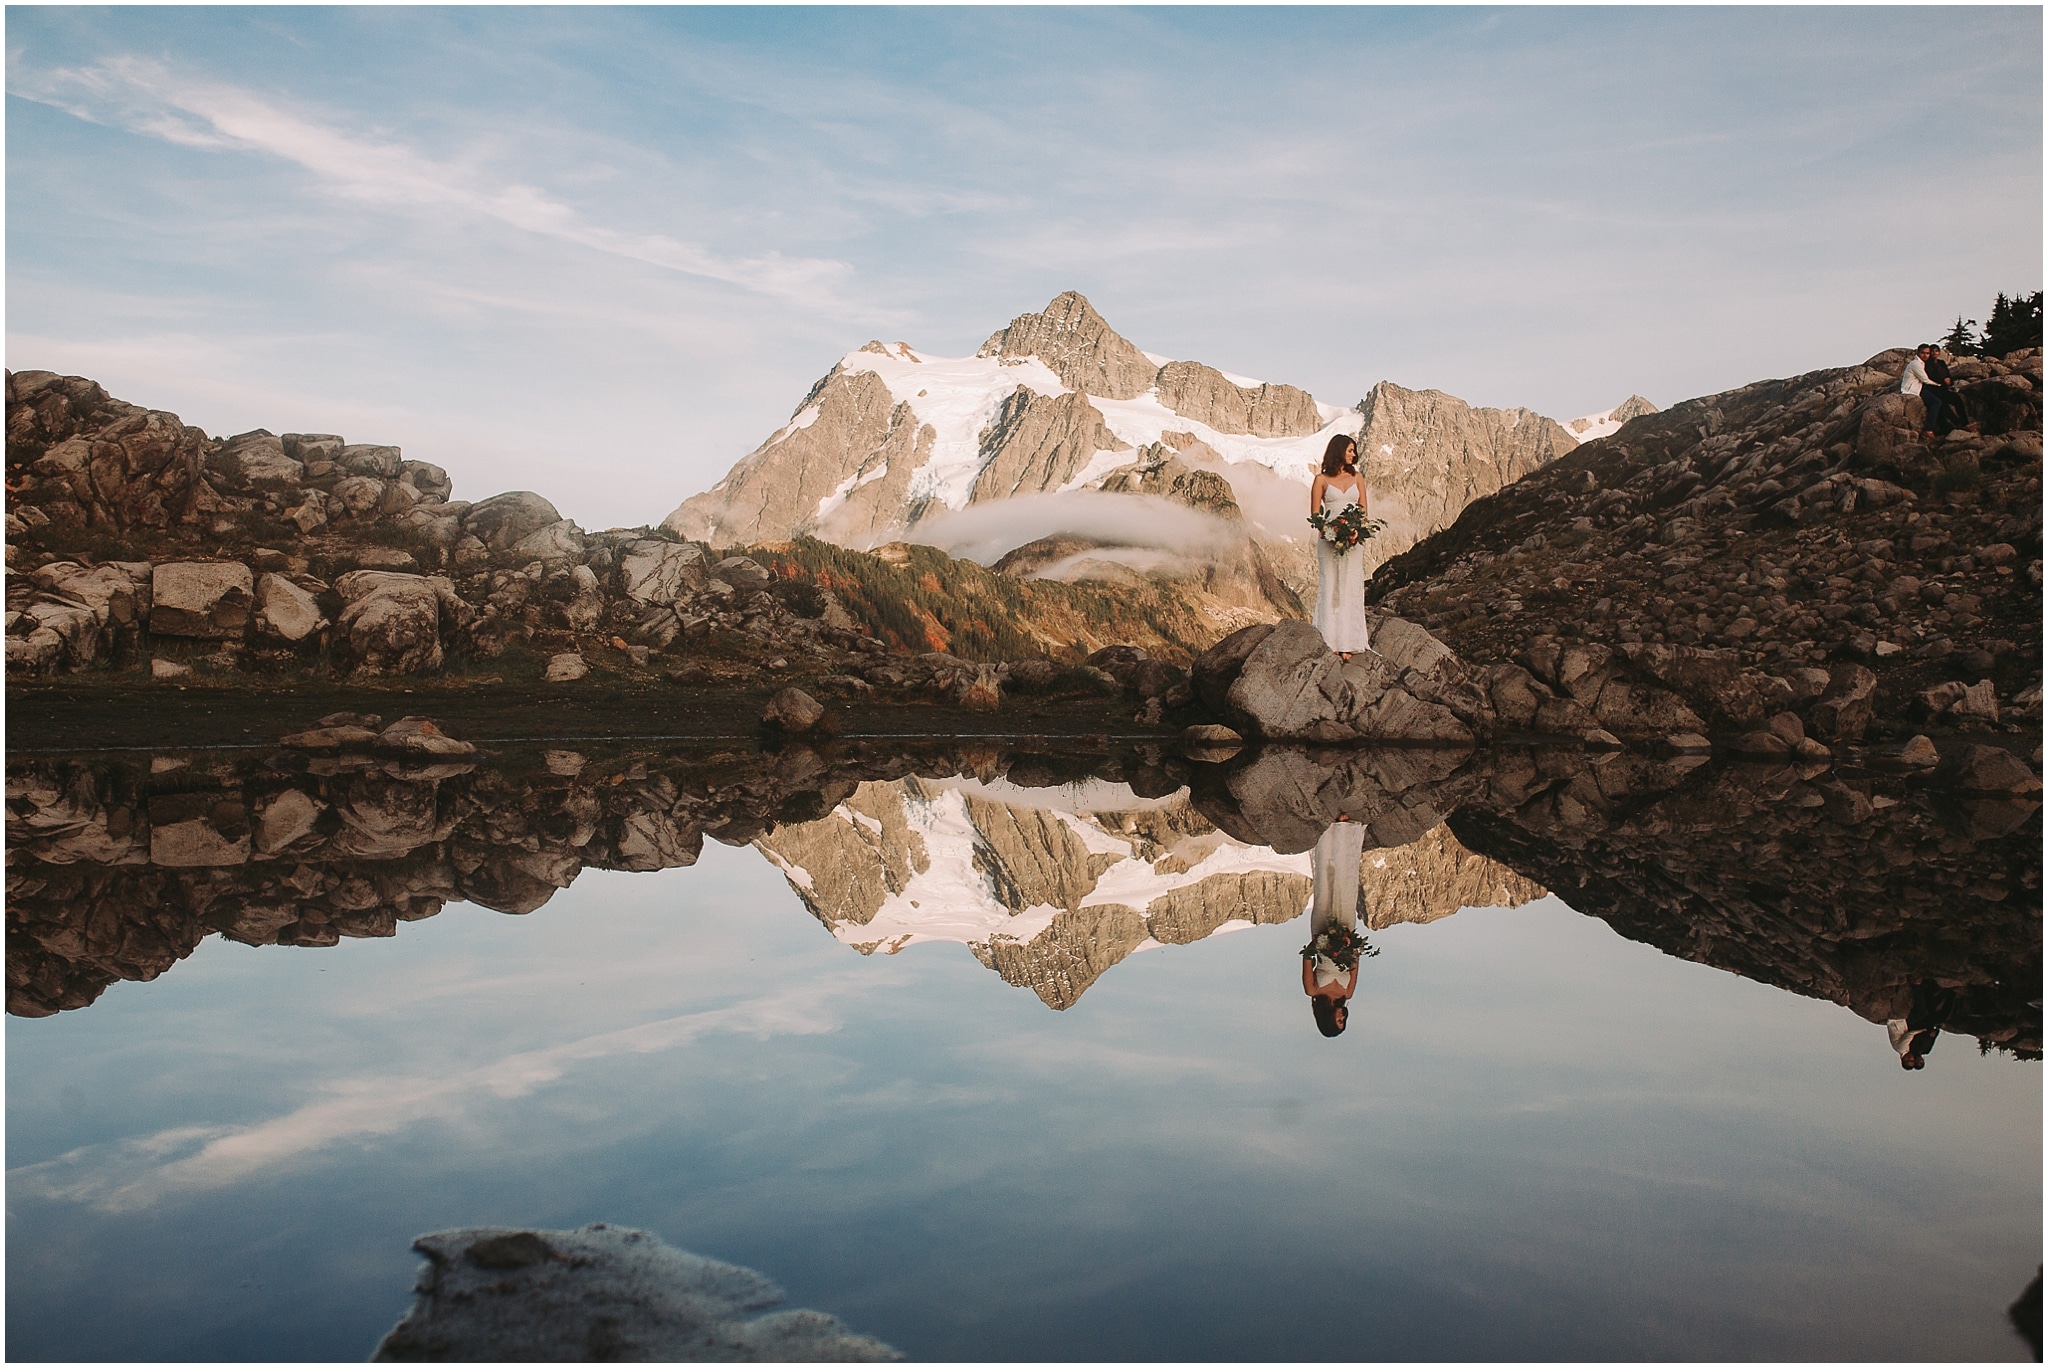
left=1310, top=434, right=1371, bottom=660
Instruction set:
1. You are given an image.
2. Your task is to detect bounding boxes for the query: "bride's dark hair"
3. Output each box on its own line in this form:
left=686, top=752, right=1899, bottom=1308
left=1311, top=997, right=1348, bottom=1038
left=1320, top=434, right=1358, bottom=477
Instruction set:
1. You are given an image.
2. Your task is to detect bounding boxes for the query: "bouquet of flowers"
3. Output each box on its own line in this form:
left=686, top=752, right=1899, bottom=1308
left=1300, top=924, right=1378, bottom=970
left=1307, top=503, right=1387, bottom=552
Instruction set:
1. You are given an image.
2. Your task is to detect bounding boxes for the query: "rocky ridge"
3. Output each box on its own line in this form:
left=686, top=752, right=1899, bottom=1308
left=1367, top=347, right=2044, bottom=749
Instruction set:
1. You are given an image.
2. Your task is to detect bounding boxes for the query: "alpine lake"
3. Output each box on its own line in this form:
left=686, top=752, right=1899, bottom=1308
left=6, top=707, right=2040, bottom=1362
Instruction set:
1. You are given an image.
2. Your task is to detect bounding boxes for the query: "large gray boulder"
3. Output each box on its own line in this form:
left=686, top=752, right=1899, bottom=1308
left=1207, top=618, right=1476, bottom=745
left=620, top=539, right=711, bottom=606
left=333, top=571, right=471, bottom=675
left=372, top=1224, right=900, bottom=1362
left=150, top=562, right=254, bottom=639
left=510, top=518, right=586, bottom=566
left=254, top=573, right=327, bottom=643
left=464, top=491, right=562, bottom=552
left=211, top=432, right=303, bottom=488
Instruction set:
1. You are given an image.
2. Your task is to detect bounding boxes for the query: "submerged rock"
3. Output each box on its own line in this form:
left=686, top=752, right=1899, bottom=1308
left=373, top=1223, right=900, bottom=1362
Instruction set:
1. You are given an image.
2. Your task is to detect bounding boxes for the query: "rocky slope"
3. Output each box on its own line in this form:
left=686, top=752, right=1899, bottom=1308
left=1367, top=347, right=2044, bottom=747
left=664, top=292, right=1608, bottom=622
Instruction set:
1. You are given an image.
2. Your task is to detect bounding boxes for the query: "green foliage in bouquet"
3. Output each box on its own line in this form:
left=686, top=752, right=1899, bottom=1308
left=1307, top=503, right=1387, bottom=552
left=1300, top=924, right=1378, bottom=970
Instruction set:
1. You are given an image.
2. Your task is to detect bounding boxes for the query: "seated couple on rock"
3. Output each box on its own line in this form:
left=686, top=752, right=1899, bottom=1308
left=1309, top=434, right=1378, bottom=662
left=1901, top=343, right=1980, bottom=440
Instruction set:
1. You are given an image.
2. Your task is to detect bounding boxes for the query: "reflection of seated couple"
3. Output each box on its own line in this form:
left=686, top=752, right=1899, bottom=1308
left=1301, top=817, right=1374, bottom=1038
left=1887, top=979, right=1956, bottom=1071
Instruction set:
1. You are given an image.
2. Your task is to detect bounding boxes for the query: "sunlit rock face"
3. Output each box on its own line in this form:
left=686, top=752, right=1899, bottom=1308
left=754, top=774, right=1542, bottom=1009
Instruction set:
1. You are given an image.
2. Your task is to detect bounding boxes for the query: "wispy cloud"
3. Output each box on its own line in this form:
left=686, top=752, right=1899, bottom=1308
left=13, top=55, right=854, bottom=307
left=10, top=989, right=838, bottom=1212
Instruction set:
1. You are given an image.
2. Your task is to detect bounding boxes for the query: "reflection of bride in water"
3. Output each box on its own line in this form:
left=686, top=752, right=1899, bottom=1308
left=1301, top=818, right=1375, bottom=1038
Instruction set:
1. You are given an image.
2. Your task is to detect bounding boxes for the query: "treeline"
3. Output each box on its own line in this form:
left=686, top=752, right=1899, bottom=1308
left=1940, top=290, right=2043, bottom=358
left=743, top=537, right=1216, bottom=663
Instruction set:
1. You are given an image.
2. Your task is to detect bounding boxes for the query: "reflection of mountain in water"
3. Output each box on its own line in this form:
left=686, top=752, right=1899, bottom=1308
left=7, top=733, right=2037, bottom=1057
left=754, top=777, right=1542, bottom=1008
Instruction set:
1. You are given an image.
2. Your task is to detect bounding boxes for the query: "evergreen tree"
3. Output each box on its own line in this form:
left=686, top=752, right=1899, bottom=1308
left=1982, top=290, right=2044, bottom=358
left=1940, top=314, right=1981, bottom=356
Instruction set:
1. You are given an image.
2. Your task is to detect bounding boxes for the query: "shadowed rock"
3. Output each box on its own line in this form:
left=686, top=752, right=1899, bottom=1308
left=373, top=1223, right=899, bottom=1362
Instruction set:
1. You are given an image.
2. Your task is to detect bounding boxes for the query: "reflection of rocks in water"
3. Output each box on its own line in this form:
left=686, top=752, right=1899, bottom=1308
left=373, top=1223, right=899, bottom=1362
left=1448, top=764, right=2043, bottom=1057
left=755, top=774, right=1542, bottom=1009
left=1191, top=743, right=2041, bottom=1056
left=5, top=740, right=1192, bottom=1016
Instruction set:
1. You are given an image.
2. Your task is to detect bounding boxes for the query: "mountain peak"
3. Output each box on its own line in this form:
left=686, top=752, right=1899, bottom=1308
left=976, top=291, right=1158, bottom=400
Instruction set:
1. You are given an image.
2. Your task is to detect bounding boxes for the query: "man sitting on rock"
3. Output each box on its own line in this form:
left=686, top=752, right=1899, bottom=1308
left=1923, top=346, right=1979, bottom=436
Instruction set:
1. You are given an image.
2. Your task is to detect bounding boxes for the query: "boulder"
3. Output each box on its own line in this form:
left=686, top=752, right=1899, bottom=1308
left=1127, top=659, right=1186, bottom=701
left=280, top=725, right=381, bottom=752
left=213, top=432, right=303, bottom=488
left=329, top=475, right=387, bottom=519
left=281, top=433, right=344, bottom=464
left=763, top=687, right=826, bottom=734
left=334, top=571, right=470, bottom=675
left=371, top=1224, right=900, bottom=1363
left=150, top=657, right=190, bottom=681
left=1808, top=663, right=1878, bottom=743
left=1661, top=732, right=1714, bottom=755
left=1917, top=680, right=1969, bottom=717
left=1005, top=659, right=1061, bottom=692
left=147, top=793, right=250, bottom=868
left=398, top=460, right=453, bottom=502
left=1219, top=620, right=1473, bottom=745
left=1942, top=744, right=2042, bottom=796
left=712, top=556, right=773, bottom=593
left=150, top=562, right=254, bottom=639
left=953, top=665, right=1002, bottom=712
left=545, top=652, right=589, bottom=682
left=1894, top=734, right=1941, bottom=768
left=510, top=519, right=586, bottom=566
left=374, top=717, right=478, bottom=760
left=1192, top=623, right=1275, bottom=713
left=465, top=492, right=563, bottom=552
left=340, top=443, right=403, bottom=478
left=619, top=539, right=711, bottom=606
left=254, top=573, right=327, bottom=643
left=1952, top=680, right=2000, bottom=723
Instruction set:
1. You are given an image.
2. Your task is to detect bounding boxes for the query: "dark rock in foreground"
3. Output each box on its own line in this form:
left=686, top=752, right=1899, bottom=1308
left=373, top=1223, right=899, bottom=1362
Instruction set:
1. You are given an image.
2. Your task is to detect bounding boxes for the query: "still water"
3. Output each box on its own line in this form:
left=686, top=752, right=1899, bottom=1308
left=7, top=739, right=2040, bottom=1360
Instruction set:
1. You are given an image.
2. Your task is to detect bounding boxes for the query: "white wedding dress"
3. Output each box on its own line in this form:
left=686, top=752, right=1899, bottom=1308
left=1313, top=480, right=1371, bottom=654
left=1308, top=819, right=1367, bottom=987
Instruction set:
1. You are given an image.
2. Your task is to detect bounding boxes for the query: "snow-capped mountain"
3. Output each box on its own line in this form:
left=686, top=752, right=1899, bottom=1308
left=753, top=774, right=1545, bottom=1010
left=1562, top=394, right=1660, bottom=444
left=664, top=293, right=1626, bottom=609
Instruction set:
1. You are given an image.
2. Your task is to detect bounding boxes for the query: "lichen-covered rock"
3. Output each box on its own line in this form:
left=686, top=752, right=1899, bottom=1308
left=149, top=562, right=253, bottom=639
left=372, top=1224, right=900, bottom=1363
left=254, top=573, right=327, bottom=643
left=619, top=539, right=710, bottom=606
left=333, top=571, right=471, bottom=675
left=510, top=518, right=586, bottom=566
left=374, top=716, right=478, bottom=760
left=763, top=687, right=826, bottom=733
left=545, top=652, right=589, bottom=682
left=464, top=491, right=562, bottom=552
left=211, top=431, right=302, bottom=488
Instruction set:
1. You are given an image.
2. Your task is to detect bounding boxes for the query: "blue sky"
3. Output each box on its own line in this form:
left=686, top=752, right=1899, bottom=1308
left=8, top=7, right=2041, bottom=530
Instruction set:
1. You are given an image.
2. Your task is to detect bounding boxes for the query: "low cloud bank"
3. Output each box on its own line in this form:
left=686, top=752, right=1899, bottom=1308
left=907, top=491, right=1240, bottom=565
